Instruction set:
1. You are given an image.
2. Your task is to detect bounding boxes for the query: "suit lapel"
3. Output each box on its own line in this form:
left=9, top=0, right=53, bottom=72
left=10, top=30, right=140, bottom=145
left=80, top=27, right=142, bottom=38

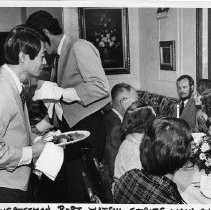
left=57, top=36, right=75, bottom=85
left=180, top=96, right=194, bottom=118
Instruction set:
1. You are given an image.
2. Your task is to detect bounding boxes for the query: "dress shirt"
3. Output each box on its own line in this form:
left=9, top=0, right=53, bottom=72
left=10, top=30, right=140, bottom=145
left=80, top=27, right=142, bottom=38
left=57, top=35, right=80, bottom=102
left=3, top=64, right=32, bottom=166
left=112, top=108, right=123, bottom=122
left=184, top=99, right=188, bottom=107
left=114, top=133, right=144, bottom=179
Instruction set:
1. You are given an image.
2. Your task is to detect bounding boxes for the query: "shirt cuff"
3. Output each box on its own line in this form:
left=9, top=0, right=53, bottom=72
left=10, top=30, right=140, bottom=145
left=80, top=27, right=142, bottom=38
left=18, top=146, right=32, bottom=166
left=62, top=88, right=81, bottom=102
left=36, top=117, right=54, bottom=133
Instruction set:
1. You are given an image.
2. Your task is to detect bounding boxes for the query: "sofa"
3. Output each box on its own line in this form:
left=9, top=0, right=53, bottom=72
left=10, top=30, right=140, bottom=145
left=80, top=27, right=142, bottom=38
left=102, top=90, right=179, bottom=118
left=137, top=90, right=179, bottom=118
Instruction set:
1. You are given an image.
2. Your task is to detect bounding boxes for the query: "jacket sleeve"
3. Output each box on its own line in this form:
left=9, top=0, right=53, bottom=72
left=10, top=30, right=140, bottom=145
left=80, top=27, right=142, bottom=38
left=106, top=125, right=122, bottom=177
left=73, top=40, right=110, bottom=106
left=0, top=98, right=22, bottom=172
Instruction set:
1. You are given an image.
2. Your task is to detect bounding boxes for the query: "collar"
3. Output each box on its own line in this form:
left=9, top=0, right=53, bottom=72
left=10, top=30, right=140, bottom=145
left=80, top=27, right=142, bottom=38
left=57, top=34, right=67, bottom=55
left=3, top=64, right=23, bottom=94
left=112, top=108, right=123, bottom=122
left=183, top=99, right=188, bottom=106
left=126, top=133, right=144, bottom=145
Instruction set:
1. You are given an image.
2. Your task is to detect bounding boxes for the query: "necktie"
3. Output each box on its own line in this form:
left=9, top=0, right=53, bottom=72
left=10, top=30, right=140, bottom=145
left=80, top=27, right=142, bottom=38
left=53, top=54, right=59, bottom=83
left=180, top=101, right=185, bottom=116
left=20, top=86, right=27, bottom=108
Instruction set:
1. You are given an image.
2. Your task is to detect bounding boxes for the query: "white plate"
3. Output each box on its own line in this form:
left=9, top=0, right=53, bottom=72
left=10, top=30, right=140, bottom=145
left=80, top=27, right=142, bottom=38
left=47, top=130, right=90, bottom=146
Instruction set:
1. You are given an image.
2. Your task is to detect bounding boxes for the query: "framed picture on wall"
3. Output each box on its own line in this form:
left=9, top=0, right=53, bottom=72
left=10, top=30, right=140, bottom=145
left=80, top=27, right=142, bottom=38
left=159, top=40, right=176, bottom=71
left=78, top=8, right=130, bottom=75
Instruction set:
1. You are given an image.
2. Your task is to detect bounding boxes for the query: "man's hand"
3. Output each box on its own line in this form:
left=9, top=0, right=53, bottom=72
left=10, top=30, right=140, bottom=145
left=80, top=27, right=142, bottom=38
left=33, top=80, right=63, bottom=101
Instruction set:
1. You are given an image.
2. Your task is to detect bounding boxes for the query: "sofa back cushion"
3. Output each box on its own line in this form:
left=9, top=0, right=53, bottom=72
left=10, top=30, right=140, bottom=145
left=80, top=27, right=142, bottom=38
left=137, top=90, right=179, bottom=118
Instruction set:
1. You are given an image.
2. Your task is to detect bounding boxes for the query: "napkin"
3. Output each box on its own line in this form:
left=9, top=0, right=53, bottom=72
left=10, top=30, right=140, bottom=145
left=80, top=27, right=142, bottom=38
left=34, top=142, right=64, bottom=181
left=45, top=102, right=63, bottom=121
left=33, top=80, right=63, bottom=101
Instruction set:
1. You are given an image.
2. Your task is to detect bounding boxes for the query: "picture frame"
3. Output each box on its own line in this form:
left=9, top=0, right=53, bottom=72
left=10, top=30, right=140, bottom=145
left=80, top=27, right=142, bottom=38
left=78, top=8, right=130, bottom=75
left=159, top=40, right=176, bottom=71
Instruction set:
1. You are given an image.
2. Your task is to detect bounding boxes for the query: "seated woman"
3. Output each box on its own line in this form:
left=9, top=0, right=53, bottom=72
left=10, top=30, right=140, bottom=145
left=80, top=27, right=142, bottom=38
left=195, top=88, right=211, bottom=134
left=113, top=117, right=192, bottom=204
left=114, top=102, right=156, bottom=180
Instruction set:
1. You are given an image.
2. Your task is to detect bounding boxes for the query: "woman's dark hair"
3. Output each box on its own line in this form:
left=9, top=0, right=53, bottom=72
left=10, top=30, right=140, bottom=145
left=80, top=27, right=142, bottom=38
left=4, top=24, right=45, bottom=65
left=26, top=10, right=62, bottom=36
left=122, top=102, right=156, bottom=136
left=197, top=79, right=211, bottom=95
left=140, top=117, right=192, bottom=176
left=201, top=89, right=211, bottom=117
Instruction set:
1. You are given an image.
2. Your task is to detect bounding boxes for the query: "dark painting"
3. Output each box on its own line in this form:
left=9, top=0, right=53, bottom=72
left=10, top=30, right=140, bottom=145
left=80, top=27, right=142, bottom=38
left=79, top=8, right=130, bottom=75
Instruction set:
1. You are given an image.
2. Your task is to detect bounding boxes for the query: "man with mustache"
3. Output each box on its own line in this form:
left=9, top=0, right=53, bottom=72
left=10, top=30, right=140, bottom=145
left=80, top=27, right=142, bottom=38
left=174, top=74, right=197, bottom=131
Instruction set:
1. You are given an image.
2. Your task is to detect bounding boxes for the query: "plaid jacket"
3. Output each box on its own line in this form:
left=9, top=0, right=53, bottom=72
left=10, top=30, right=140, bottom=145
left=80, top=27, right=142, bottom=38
left=113, top=169, right=185, bottom=204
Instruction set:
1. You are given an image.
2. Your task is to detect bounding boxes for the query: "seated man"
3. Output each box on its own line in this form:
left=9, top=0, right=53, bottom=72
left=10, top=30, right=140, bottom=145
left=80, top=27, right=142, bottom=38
left=174, top=75, right=197, bottom=131
left=102, top=83, right=138, bottom=188
left=113, top=117, right=192, bottom=204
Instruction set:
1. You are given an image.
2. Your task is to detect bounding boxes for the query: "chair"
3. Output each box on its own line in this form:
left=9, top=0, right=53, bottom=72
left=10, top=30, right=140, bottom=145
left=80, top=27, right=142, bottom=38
left=81, top=148, right=113, bottom=203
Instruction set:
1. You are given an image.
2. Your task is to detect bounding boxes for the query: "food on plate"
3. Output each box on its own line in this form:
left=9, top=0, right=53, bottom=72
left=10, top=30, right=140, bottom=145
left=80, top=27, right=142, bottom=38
left=51, top=132, right=86, bottom=144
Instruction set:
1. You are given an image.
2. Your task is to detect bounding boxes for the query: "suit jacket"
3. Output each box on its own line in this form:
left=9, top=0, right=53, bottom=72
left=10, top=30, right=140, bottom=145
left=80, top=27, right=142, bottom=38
left=174, top=94, right=197, bottom=131
left=51, top=36, right=110, bottom=128
left=102, top=109, right=123, bottom=179
left=0, top=65, right=32, bottom=191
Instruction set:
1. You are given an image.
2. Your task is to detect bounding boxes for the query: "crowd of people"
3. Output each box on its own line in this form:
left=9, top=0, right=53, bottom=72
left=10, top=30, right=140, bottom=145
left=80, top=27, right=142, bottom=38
left=0, top=9, right=211, bottom=204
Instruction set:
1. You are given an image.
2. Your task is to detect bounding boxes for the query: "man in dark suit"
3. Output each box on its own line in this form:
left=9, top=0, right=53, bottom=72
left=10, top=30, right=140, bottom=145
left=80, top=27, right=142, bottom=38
left=174, top=74, right=197, bottom=131
left=26, top=10, right=110, bottom=203
left=102, top=83, right=138, bottom=190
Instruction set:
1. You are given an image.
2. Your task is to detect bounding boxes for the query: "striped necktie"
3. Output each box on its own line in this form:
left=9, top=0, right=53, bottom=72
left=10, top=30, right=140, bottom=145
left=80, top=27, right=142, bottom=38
left=20, top=86, right=27, bottom=108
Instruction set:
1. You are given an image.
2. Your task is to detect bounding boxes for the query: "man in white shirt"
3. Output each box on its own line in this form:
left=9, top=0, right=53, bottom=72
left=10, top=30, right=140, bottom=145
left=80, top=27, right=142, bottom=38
left=0, top=25, right=46, bottom=202
left=174, top=74, right=197, bottom=131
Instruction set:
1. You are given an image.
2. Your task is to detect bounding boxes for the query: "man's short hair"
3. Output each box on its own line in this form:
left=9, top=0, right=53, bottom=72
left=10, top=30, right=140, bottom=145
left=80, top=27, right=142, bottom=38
left=111, top=83, right=135, bottom=101
left=4, top=24, right=45, bottom=65
left=140, top=117, right=192, bottom=176
left=177, top=75, right=194, bottom=87
left=26, top=10, right=62, bottom=36
left=122, top=102, right=156, bottom=135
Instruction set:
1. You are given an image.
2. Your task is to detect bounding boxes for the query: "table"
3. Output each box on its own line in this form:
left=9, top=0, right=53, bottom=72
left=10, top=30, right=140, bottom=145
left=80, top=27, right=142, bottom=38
left=174, top=165, right=211, bottom=204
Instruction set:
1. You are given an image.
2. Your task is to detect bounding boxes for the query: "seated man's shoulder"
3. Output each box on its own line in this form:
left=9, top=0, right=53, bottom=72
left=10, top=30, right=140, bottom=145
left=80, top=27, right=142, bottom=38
left=104, top=109, right=121, bottom=124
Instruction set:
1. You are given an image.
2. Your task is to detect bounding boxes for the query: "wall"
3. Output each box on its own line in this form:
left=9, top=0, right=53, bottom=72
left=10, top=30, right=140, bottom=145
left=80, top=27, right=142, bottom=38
left=139, top=8, right=196, bottom=98
left=0, top=8, right=22, bottom=31
left=0, top=7, right=197, bottom=97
